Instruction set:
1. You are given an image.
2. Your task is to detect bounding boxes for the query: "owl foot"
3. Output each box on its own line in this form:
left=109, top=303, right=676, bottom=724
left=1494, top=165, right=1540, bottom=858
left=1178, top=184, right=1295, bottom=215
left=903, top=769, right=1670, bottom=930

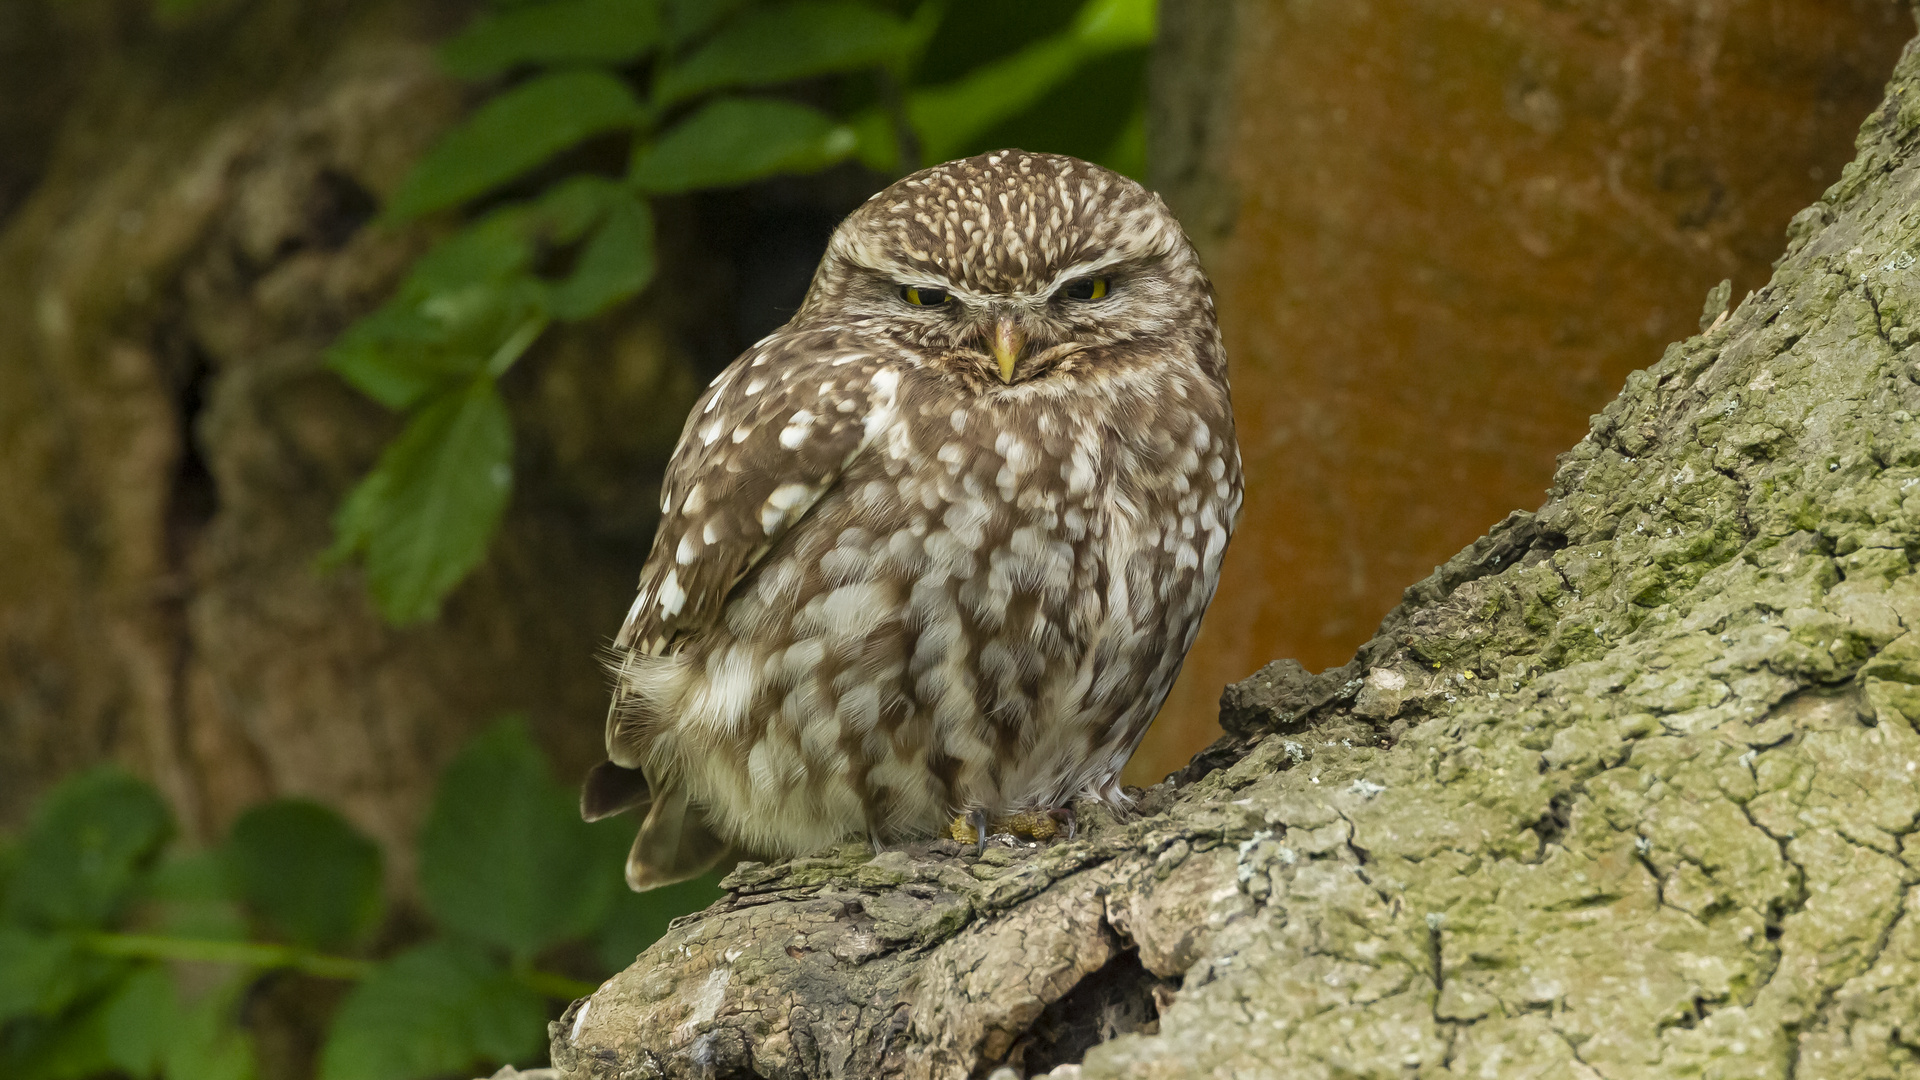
left=1047, top=805, right=1078, bottom=840
left=947, top=807, right=1075, bottom=850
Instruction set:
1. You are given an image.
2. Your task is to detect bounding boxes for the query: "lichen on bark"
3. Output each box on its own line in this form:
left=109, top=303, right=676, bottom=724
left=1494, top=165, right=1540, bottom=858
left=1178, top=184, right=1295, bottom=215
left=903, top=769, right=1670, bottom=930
left=553, top=31, right=1920, bottom=1080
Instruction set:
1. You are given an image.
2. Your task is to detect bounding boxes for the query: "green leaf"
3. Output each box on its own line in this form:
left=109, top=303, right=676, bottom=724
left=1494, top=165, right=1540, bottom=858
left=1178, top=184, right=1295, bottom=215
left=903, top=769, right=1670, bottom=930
left=327, top=278, right=545, bottom=411
left=1074, top=0, right=1155, bottom=49
left=905, top=0, right=1156, bottom=163
left=907, top=36, right=1084, bottom=162
left=143, top=849, right=249, bottom=941
left=327, top=211, right=542, bottom=410
left=317, top=940, right=545, bottom=1080
left=226, top=801, right=383, bottom=949
left=660, top=0, right=749, bottom=47
left=5, top=769, right=171, bottom=930
left=419, top=720, right=613, bottom=958
left=440, top=0, right=661, bottom=77
left=385, top=70, right=645, bottom=221
left=549, top=191, right=656, bottom=320
left=161, top=973, right=256, bottom=1080
left=327, top=375, right=518, bottom=625
left=321, top=463, right=393, bottom=571
left=0, top=928, right=86, bottom=1021
left=534, top=174, right=625, bottom=243
left=958, top=45, right=1149, bottom=173
left=94, top=964, right=256, bottom=1080
left=101, top=965, right=174, bottom=1077
left=2, top=1005, right=116, bottom=1080
left=631, top=97, right=855, bottom=193
left=591, top=866, right=723, bottom=973
left=654, top=0, right=912, bottom=104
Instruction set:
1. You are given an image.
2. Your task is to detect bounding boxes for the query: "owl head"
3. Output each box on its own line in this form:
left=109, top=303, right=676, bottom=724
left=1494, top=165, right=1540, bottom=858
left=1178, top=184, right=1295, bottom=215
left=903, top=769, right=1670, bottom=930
left=795, top=150, right=1216, bottom=389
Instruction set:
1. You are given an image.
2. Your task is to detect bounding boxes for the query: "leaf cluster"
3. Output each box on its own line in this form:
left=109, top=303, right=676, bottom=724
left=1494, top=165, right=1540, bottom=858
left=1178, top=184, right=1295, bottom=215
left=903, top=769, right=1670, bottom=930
left=325, top=0, right=1155, bottom=624
left=0, top=721, right=717, bottom=1080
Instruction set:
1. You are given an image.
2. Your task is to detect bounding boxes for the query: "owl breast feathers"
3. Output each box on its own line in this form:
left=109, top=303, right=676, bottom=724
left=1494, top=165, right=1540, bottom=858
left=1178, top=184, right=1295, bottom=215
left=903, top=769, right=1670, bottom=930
left=583, top=150, right=1243, bottom=890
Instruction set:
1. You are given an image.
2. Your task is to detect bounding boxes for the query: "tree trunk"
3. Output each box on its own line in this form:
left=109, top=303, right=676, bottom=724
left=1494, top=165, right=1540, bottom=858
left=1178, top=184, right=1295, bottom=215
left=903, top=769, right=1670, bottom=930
left=552, top=26, right=1920, bottom=1080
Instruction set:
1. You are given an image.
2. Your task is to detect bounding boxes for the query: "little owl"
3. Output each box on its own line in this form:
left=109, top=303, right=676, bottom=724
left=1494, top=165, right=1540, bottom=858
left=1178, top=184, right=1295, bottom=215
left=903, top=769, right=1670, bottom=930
left=583, top=150, right=1242, bottom=890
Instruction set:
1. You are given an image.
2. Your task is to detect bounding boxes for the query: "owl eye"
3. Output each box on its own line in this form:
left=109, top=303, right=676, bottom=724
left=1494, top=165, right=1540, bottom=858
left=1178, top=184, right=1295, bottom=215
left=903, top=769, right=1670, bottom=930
left=1060, top=276, right=1110, bottom=301
left=900, top=285, right=949, bottom=307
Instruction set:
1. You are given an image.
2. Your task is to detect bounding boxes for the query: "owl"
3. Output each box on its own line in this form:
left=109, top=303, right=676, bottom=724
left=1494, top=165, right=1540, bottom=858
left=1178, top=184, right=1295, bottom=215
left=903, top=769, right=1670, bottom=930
left=582, top=150, right=1242, bottom=890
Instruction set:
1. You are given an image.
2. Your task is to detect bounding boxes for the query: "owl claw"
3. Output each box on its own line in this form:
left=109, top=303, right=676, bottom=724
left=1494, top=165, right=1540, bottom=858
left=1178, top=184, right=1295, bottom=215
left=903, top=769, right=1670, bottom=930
left=949, top=806, right=1080, bottom=850
left=1047, top=805, right=1078, bottom=840
left=968, top=808, right=990, bottom=856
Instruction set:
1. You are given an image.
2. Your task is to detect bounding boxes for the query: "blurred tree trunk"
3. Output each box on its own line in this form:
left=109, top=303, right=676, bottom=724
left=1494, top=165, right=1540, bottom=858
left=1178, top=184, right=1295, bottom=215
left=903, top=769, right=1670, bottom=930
left=1136, top=0, right=1916, bottom=785
left=0, top=0, right=719, bottom=883
left=552, top=19, right=1920, bottom=1080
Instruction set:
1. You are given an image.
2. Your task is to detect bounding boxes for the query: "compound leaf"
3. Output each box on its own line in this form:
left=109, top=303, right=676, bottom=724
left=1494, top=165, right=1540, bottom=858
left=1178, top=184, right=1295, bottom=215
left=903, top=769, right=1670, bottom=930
left=327, top=211, right=542, bottom=411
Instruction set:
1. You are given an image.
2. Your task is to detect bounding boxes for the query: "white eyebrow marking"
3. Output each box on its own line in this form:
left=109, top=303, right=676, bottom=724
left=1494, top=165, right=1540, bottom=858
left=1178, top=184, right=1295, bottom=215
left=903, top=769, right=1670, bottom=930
left=1035, top=256, right=1132, bottom=298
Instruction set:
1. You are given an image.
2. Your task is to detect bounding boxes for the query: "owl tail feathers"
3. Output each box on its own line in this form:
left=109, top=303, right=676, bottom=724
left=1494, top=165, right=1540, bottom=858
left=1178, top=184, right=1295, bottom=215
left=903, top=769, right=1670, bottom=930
left=626, top=783, right=732, bottom=892
left=581, top=760, right=652, bottom=822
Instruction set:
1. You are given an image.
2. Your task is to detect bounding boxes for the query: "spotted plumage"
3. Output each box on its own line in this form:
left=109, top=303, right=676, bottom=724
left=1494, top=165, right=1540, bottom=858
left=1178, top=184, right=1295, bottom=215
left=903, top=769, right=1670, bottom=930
left=585, top=150, right=1243, bottom=889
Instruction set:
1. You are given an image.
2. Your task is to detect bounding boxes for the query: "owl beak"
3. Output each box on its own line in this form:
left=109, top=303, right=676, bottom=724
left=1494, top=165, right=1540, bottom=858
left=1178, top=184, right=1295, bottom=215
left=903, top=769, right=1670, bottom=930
left=989, top=317, right=1026, bottom=383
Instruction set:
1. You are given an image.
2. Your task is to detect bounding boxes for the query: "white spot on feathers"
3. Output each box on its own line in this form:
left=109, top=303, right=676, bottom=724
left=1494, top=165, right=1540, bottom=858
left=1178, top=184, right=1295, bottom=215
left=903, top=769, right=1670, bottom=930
left=779, top=410, right=816, bottom=449
left=658, top=569, right=687, bottom=616
left=761, top=482, right=816, bottom=534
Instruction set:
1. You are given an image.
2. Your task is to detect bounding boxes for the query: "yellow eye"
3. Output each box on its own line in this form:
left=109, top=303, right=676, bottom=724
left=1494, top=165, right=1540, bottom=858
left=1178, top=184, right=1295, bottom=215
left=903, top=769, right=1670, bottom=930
left=901, top=285, right=949, bottom=306
left=1062, top=276, right=1109, bottom=301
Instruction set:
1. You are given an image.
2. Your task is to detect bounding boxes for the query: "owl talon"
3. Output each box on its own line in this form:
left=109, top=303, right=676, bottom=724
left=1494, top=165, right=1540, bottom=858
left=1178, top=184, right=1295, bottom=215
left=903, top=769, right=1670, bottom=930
left=968, top=808, right=989, bottom=855
left=1047, top=806, right=1078, bottom=840
left=949, top=806, right=1079, bottom=848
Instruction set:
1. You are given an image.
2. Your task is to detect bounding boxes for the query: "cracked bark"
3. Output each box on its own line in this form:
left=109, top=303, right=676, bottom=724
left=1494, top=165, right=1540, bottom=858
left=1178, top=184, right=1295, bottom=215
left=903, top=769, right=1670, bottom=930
left=554, top=26, right=1920, bottom=1080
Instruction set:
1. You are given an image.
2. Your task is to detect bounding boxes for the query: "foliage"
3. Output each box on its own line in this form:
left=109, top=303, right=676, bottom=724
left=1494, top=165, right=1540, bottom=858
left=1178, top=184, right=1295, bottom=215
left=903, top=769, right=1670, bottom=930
left=0, top=721, right=720, bottom=1080
left=327, top=0, right=1155, bottom=623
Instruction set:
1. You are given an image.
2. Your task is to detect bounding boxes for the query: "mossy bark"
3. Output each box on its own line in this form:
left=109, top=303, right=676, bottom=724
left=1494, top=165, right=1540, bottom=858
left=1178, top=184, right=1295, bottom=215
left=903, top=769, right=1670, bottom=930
left=553, top=28, right=1920, bottom=1080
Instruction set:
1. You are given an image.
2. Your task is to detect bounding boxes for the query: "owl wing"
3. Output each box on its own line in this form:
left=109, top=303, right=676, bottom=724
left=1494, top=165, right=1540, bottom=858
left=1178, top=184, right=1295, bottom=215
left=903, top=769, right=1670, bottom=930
left=615, top=328, right=900, bottom=654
